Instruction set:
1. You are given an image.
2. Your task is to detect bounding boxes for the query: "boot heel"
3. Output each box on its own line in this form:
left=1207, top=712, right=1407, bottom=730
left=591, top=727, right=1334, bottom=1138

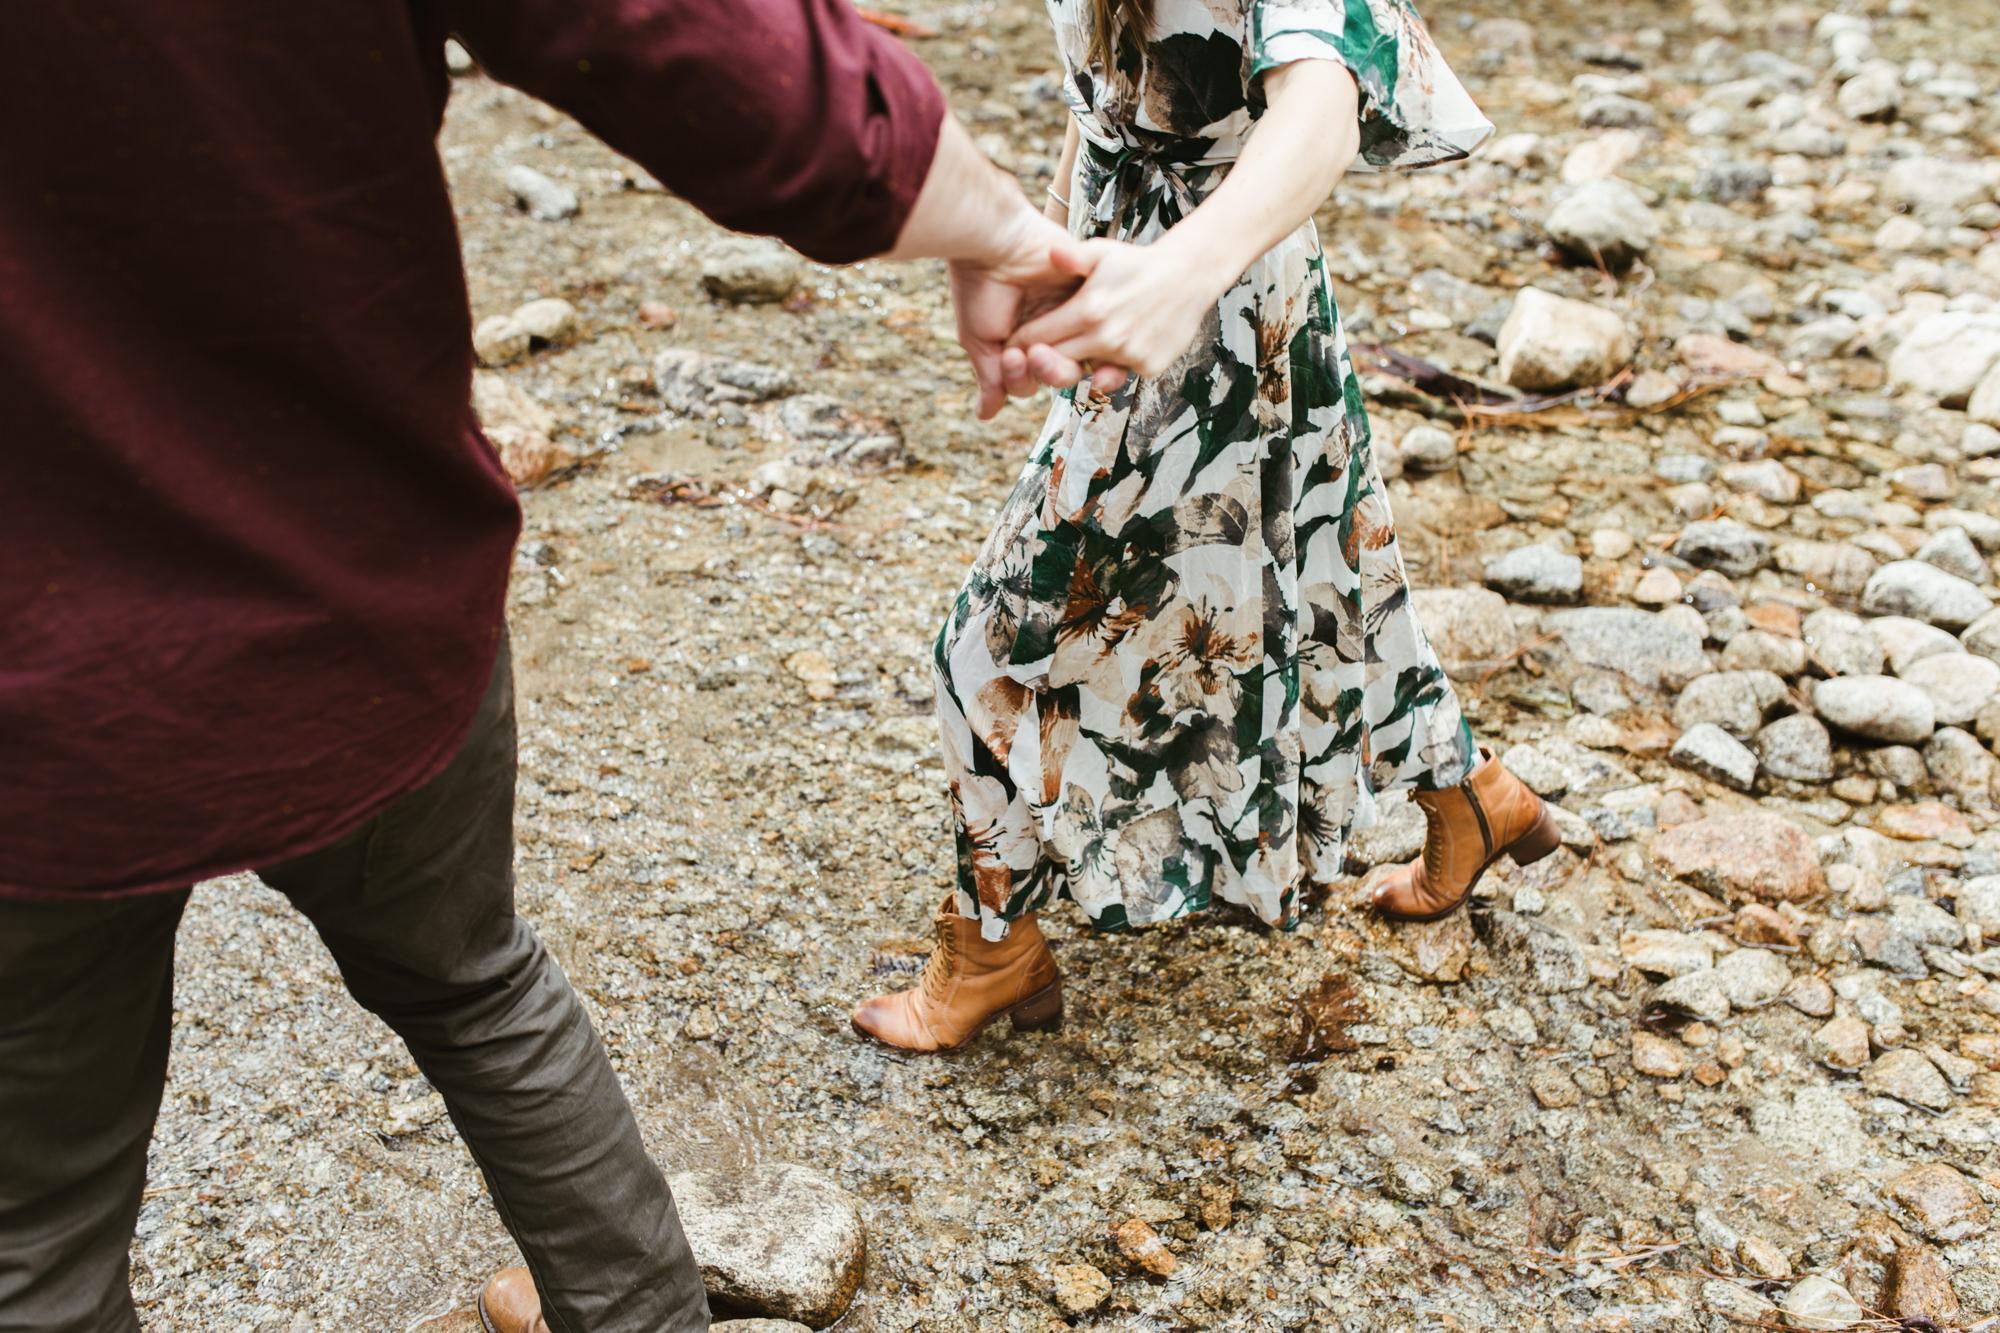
left=1505, top=806, right=1562, bottom=866
left=1008, top=980, right=1064, bottom=1034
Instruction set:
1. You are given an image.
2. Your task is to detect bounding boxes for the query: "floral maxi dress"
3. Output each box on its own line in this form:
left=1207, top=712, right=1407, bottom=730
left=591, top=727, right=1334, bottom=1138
left=936, top=0, right=1494, bottom=939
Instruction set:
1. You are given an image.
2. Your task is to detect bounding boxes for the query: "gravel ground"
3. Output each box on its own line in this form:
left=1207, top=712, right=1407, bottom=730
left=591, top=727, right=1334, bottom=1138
left=135, top=1, right=2000, bottom=1329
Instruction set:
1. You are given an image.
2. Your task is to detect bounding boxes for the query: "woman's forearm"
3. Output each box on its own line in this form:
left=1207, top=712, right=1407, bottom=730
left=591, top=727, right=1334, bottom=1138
left=1045, top=118, right=1082, bottom=224
left=1153, top=60, right=1361, bottom=295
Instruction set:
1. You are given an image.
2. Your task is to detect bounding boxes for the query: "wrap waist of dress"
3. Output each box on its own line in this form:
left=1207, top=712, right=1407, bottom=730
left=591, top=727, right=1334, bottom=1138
left=1072, top=127, right=1241, bottom=239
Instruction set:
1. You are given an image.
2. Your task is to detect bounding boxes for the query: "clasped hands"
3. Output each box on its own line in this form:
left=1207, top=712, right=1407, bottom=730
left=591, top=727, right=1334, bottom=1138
left=946, top=208, right=1220, bottom=421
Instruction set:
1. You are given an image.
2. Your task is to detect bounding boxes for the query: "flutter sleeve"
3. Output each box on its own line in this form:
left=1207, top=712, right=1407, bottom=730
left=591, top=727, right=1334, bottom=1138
left=1248, top=0, right=1492, bottom=170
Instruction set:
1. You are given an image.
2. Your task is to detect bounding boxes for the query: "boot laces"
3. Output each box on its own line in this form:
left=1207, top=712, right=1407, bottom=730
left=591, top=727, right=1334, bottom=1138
left=1418, top=792, right=1448, bottom=889
left=919, top=915, right=959, bottom=1007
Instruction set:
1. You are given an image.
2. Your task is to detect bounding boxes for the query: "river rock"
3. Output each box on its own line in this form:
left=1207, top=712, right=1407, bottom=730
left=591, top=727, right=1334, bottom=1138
left=1812, top=1014, right=1871, bottom=1069
left=1776, top=540, right=1877, bottom=597
left=701, top=238, right=805, bottom=305
left=1862, top=561, right=1994, bottom=630
left=505, top=164, right=579, bottom=221
left=1483, top=545, right=1583, bottom=603
left=1781, top=1274, right=1865, bottom=1331
left=1901, top=651, right=2000, bottom=725
left=1836, top=62, right=1901, bottom=120
left=1476, top=911, right=1588, bottom=992
left=1671, top=724, right=1758, bottom=791
left=1630, top=1031, right=1688, bottom=1078
left=669, top=1164, right=867, bottom=1328
left=1545, top=179, right=1659, bottom=270
left=1648, top=968, right=1731, bottom=1023
left=1855, top=895, right=1968, bottom=974
left=1925, top=727, right=1998, bottom=798
left=1812, top=676, right=1936, bottom=744
left=1650, top=812, right=1825, bottom=903
left=1870, top=616, right=1963, bottom=675
left=1496, top=288, right=1633, bottom=391
left=1801, top=608, right=1884, bottom=677
left=1673, top=670, right=1786, bottom=738
left=1885, top=1162, right=1989, bottom=1240
left=1915, top=526, right=1991, bottom=585
left=1882, top=1246, right=1962, bottom=1326
left=1547, top=607, right=1711, bottom=690
left=1882, top=156, right=1999, bottom=220
left=511, top=297, right=577, bottom=344
left=1758, top=713, right=1835, bottom=782
left=1619, top=929, right=1716, bottom=977
left=1052, top=1264, right=1110, bottom=1314
left=1863, top=1048, right=1954, bottom=1111
left=472, top=372, right=574, bottom=487
left=1974, top=362, right=2000, bottom=426
left=1958, top=876, right=2000, bottom=934
left=1398, top=423, right=1459, bottom=470
left=1887, top=311, right=2000, bottom=406
left=473, top=314, right=531, bottom=367
left=1712, top=945, right=1791, bottom=1007
left=653, top=349, right=796, bottom=414
left=1412, top=588, right=1518, bottom=678
left=1962, top=607, right=2000, bottom=662
left=1673, top=520, right=1772, bottom=578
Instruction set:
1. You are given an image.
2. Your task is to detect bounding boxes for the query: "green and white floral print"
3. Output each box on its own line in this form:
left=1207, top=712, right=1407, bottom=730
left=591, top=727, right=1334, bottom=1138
left=936, top=0, right=1492, bottom=940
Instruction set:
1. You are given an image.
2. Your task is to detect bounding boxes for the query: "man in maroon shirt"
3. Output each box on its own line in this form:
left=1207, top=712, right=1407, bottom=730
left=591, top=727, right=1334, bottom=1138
left=0, top=2, right=1099, bottom=1330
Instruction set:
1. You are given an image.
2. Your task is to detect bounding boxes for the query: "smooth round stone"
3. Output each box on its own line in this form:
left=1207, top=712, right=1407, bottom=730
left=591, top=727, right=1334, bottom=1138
left=1719, top=629, right=1807, bottom=676
left=1813, top=675, right=1937, bottom=743
left=1758, top=713, right=1834, bottom=781
left=1803, top=608, right=1884, bottom=677
left=1869, top=615, right=1963, bottom=675
left=1861, top=560, right=1994, bottom=630
left=1900, top=651, right=2000, bottom=725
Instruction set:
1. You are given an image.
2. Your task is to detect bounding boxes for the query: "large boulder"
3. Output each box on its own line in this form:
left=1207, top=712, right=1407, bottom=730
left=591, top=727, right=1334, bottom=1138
left=1649, top=812, right=1826, bottom=903
left=1496, top=288, right=1633, bottom=391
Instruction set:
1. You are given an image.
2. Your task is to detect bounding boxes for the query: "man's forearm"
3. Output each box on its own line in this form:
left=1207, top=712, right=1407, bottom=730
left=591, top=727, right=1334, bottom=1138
left=884, top=112, right=1041, bottom=264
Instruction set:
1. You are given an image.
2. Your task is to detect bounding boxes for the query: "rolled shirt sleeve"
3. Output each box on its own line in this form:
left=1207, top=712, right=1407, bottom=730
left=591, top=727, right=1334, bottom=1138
left=445, top=0, right=946, bottom=261
left=1247, top=0, right=1491, bottom=170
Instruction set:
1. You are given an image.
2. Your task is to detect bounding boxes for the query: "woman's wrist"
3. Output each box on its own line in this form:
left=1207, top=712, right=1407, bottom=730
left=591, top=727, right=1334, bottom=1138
left=1152, top=218, right=1258, bottom=306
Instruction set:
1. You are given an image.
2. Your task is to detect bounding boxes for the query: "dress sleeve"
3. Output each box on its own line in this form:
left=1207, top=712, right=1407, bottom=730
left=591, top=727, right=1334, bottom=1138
left=442, top=0, right=945, bottom=263
left=1247, top=0, right=1492, bottom=170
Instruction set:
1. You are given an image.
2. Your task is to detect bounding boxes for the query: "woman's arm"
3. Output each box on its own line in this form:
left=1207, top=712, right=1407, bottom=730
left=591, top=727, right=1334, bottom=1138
left=1006, top=60, right=1362, bottom=389
left=1045, top=118, right=1082, bottom=226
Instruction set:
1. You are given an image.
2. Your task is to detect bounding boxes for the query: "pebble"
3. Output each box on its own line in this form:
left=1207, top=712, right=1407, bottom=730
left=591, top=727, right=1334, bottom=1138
left=1784, top=974, right=1836, bottom=1017
left=1619, top=929, right=1716, bottom=977
left=1902, top=652, right=2000, bottom=726
left=1672, top=520, right=1772, bottom=579
left=1861, top=560, right=1994, bottom=630
left=1630, top=1031, right=1688, bottom=1078
left=1649, top=968, right=1731, bottom=1023
left=714, top=1324, right=812, bottom=1333
left=1957, top=875, right=2000, bottom=934
left=1670, top=723, right=1759, bottom=791
left=1112, top=1219, right=1177, bottom=1276
left=1479, top=911, right=1589, bottom=993
left=1924, top=726, right=1997, bottom=797
left=1483, top=545, right=1583, bottom=603
left=1649, top=812, right=1827, bottom=903
left=511, top=297, right=577, bottom=344
left=1718, top=630, right=1806, bottom=677
left=669, top=1165, right=868, bottom=1328
left=1811, top=1014, right=1871, bottom=1070
left=1398, top=424, right=1458, bottom=470
left=653, top=348, right=795, bottom=413
left=472, top=372, right=573, bottom=487
left=504, top=164, right=579, bottom=221
left=1496, top=287, right=1634, bottom=391
left=1052, top=1264, right=1111, bottom=1315
left=1962, top=606, right=2000, bottom=661
left=1719, top=458, right=1800, bottom=504
left=1863, top=1048, right=1955, bottom=1111
left=1780, top=1274, right=1866, bottom=1331
left=1812, top=675, right=1936, bottom=744
left=1632, top=567, right=1681, bottom=605
left=1738, top=1236, right=1791, bottom=1280
left=1544, top=179, right=1659, bottom=270
left=1882, top=1245, right=1963, bottom=1325
left=473, top=313, right=531, bottom=367
left=1885, top=1162, right=1990, bottom=1239
left=700, top=238, right=805, bottom=305
left=1757, top=713, right=1834, bottom=782
left=1712, top=946, right=1791, bottom=1006
left=1734, top=904, right=1800, bottom=948
left=1529, top=1066, right=1582, bottom=1108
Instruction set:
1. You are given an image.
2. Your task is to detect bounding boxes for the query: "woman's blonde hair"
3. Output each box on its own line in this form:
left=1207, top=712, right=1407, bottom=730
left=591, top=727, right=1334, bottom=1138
left=1087, top=0, right=1154, bottom=72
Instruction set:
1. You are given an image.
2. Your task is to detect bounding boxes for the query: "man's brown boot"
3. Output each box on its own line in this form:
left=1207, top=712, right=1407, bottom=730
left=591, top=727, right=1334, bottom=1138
left=850, top=898, right=1063, bottom=1052
left=1372, top=751, right=1561, bottom=922
left=477, top=1267, right=548, bottom=1333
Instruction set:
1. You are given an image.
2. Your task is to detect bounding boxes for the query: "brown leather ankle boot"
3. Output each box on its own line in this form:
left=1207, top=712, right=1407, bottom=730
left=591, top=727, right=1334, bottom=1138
left=850, top=898, right=1062, bottom=1052
left=477, top=1268, right=547, bottom=1333
left=1371, top=751, right=1561, bottom=922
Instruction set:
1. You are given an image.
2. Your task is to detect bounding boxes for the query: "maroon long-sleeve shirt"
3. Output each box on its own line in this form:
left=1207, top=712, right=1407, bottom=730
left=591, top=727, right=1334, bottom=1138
left=0, top=1, right=943, bottom=898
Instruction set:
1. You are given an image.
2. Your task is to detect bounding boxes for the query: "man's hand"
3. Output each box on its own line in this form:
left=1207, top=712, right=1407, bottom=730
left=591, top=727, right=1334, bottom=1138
left=947, top=212, right=1098, bottom=419
left=888, top=113, right=1116, bottom=418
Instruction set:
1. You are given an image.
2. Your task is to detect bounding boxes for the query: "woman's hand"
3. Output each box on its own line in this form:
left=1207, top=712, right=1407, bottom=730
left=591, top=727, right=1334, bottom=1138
left=1001, top=237, right=1233, bottom=393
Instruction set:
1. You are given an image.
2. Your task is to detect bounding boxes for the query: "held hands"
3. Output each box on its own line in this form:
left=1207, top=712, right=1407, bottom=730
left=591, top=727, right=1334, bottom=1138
left=957, top=228, right=1221, bottom=416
